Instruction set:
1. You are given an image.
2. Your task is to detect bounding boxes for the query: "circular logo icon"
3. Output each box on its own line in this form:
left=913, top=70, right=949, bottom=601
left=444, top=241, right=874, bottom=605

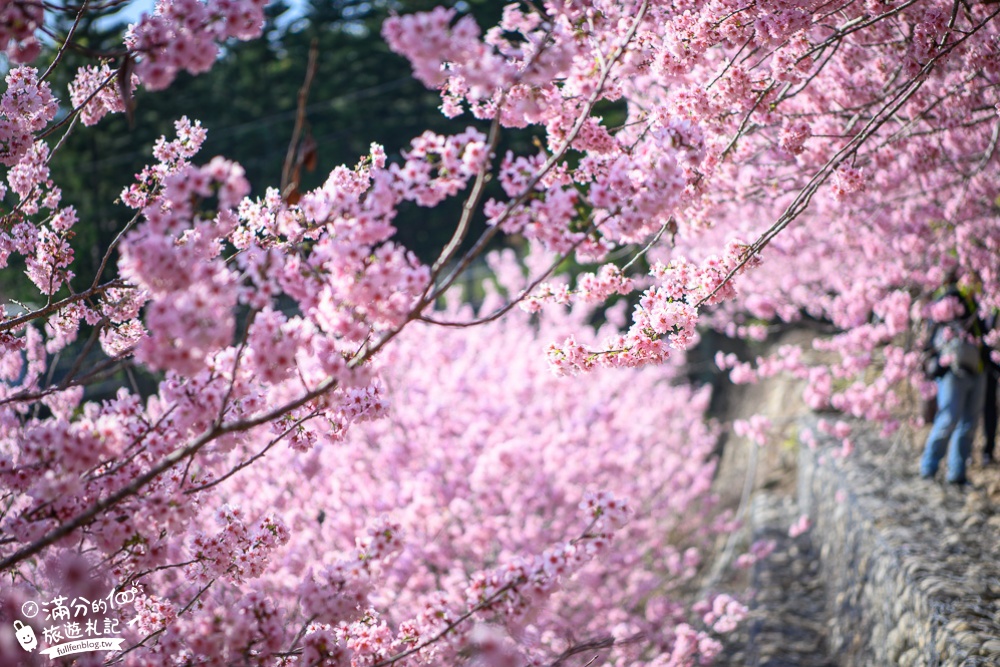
left=20, top=601, right=38, bottom=619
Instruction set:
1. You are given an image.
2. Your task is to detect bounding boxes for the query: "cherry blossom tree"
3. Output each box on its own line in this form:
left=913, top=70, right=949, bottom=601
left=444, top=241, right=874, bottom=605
left=1, top=0, right=999, bottom=664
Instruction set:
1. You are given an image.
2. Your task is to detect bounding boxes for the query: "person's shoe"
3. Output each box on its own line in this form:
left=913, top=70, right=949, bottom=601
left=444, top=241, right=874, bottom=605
left=947, top=477, right=969, bottom=487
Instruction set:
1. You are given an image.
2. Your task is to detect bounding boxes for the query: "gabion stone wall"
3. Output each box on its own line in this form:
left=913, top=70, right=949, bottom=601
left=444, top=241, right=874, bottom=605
left=798, top=428, right=1000, bottom=667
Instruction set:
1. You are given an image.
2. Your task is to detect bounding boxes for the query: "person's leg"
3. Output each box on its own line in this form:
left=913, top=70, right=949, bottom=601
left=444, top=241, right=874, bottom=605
left=921, top=373, right=959, bottom=478
left=947, top=372, right=986, bottom=483
left=984, top=368, right=998, bottom=462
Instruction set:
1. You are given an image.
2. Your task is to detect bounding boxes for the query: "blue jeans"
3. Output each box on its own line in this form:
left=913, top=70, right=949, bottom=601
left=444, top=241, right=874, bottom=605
left=920, top=370, right=986, bottom=482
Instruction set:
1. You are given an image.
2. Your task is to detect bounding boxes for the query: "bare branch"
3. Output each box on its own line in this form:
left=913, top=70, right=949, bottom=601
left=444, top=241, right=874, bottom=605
left=281, top=39, right=320, bottom=201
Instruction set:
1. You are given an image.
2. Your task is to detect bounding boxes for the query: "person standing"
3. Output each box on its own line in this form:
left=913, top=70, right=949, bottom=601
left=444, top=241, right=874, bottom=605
left=920, top=278, right=986, bottom=485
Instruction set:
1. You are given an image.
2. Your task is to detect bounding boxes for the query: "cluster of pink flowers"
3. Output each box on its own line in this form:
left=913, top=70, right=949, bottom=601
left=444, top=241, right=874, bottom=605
left=189, top=506, right=290, bottom=584
left=927, top=296, right=965, bottom=323
left=0, top=1, right=42, bottom=63
left=830, top=165, right=866, bottom=201
left=382, top=4, right=575, bottom=119
left=69, top=64, right=137, bottom=127
left=697, top=594, right=748, bottom=635
left=0, top=66, right=56, bottom=167
left=732, top=415, right=773, bottom=448
left=788, top=515, right=812, bottom=539
left=390, top=128, right=488, bottom=207
left=124, top=0, right=269, bottom=90
left=734, top=539, right=777, bottom=570
left=117, top=131, right=250, bottom=374
left=546, top=240, right=760, bottom=374
left=522, top=264, right=634, bottom=312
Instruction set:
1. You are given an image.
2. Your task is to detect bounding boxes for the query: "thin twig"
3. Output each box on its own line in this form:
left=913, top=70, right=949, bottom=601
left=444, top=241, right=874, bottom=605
left=57, top=317, right=107, bottom=390
left=369, top=581, right=521, bottom=667
left=183, top=410, right=319, bottom=495
left=41, top=0, right=90, bottom=82
left=0, top=280, right=126, bottom=333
